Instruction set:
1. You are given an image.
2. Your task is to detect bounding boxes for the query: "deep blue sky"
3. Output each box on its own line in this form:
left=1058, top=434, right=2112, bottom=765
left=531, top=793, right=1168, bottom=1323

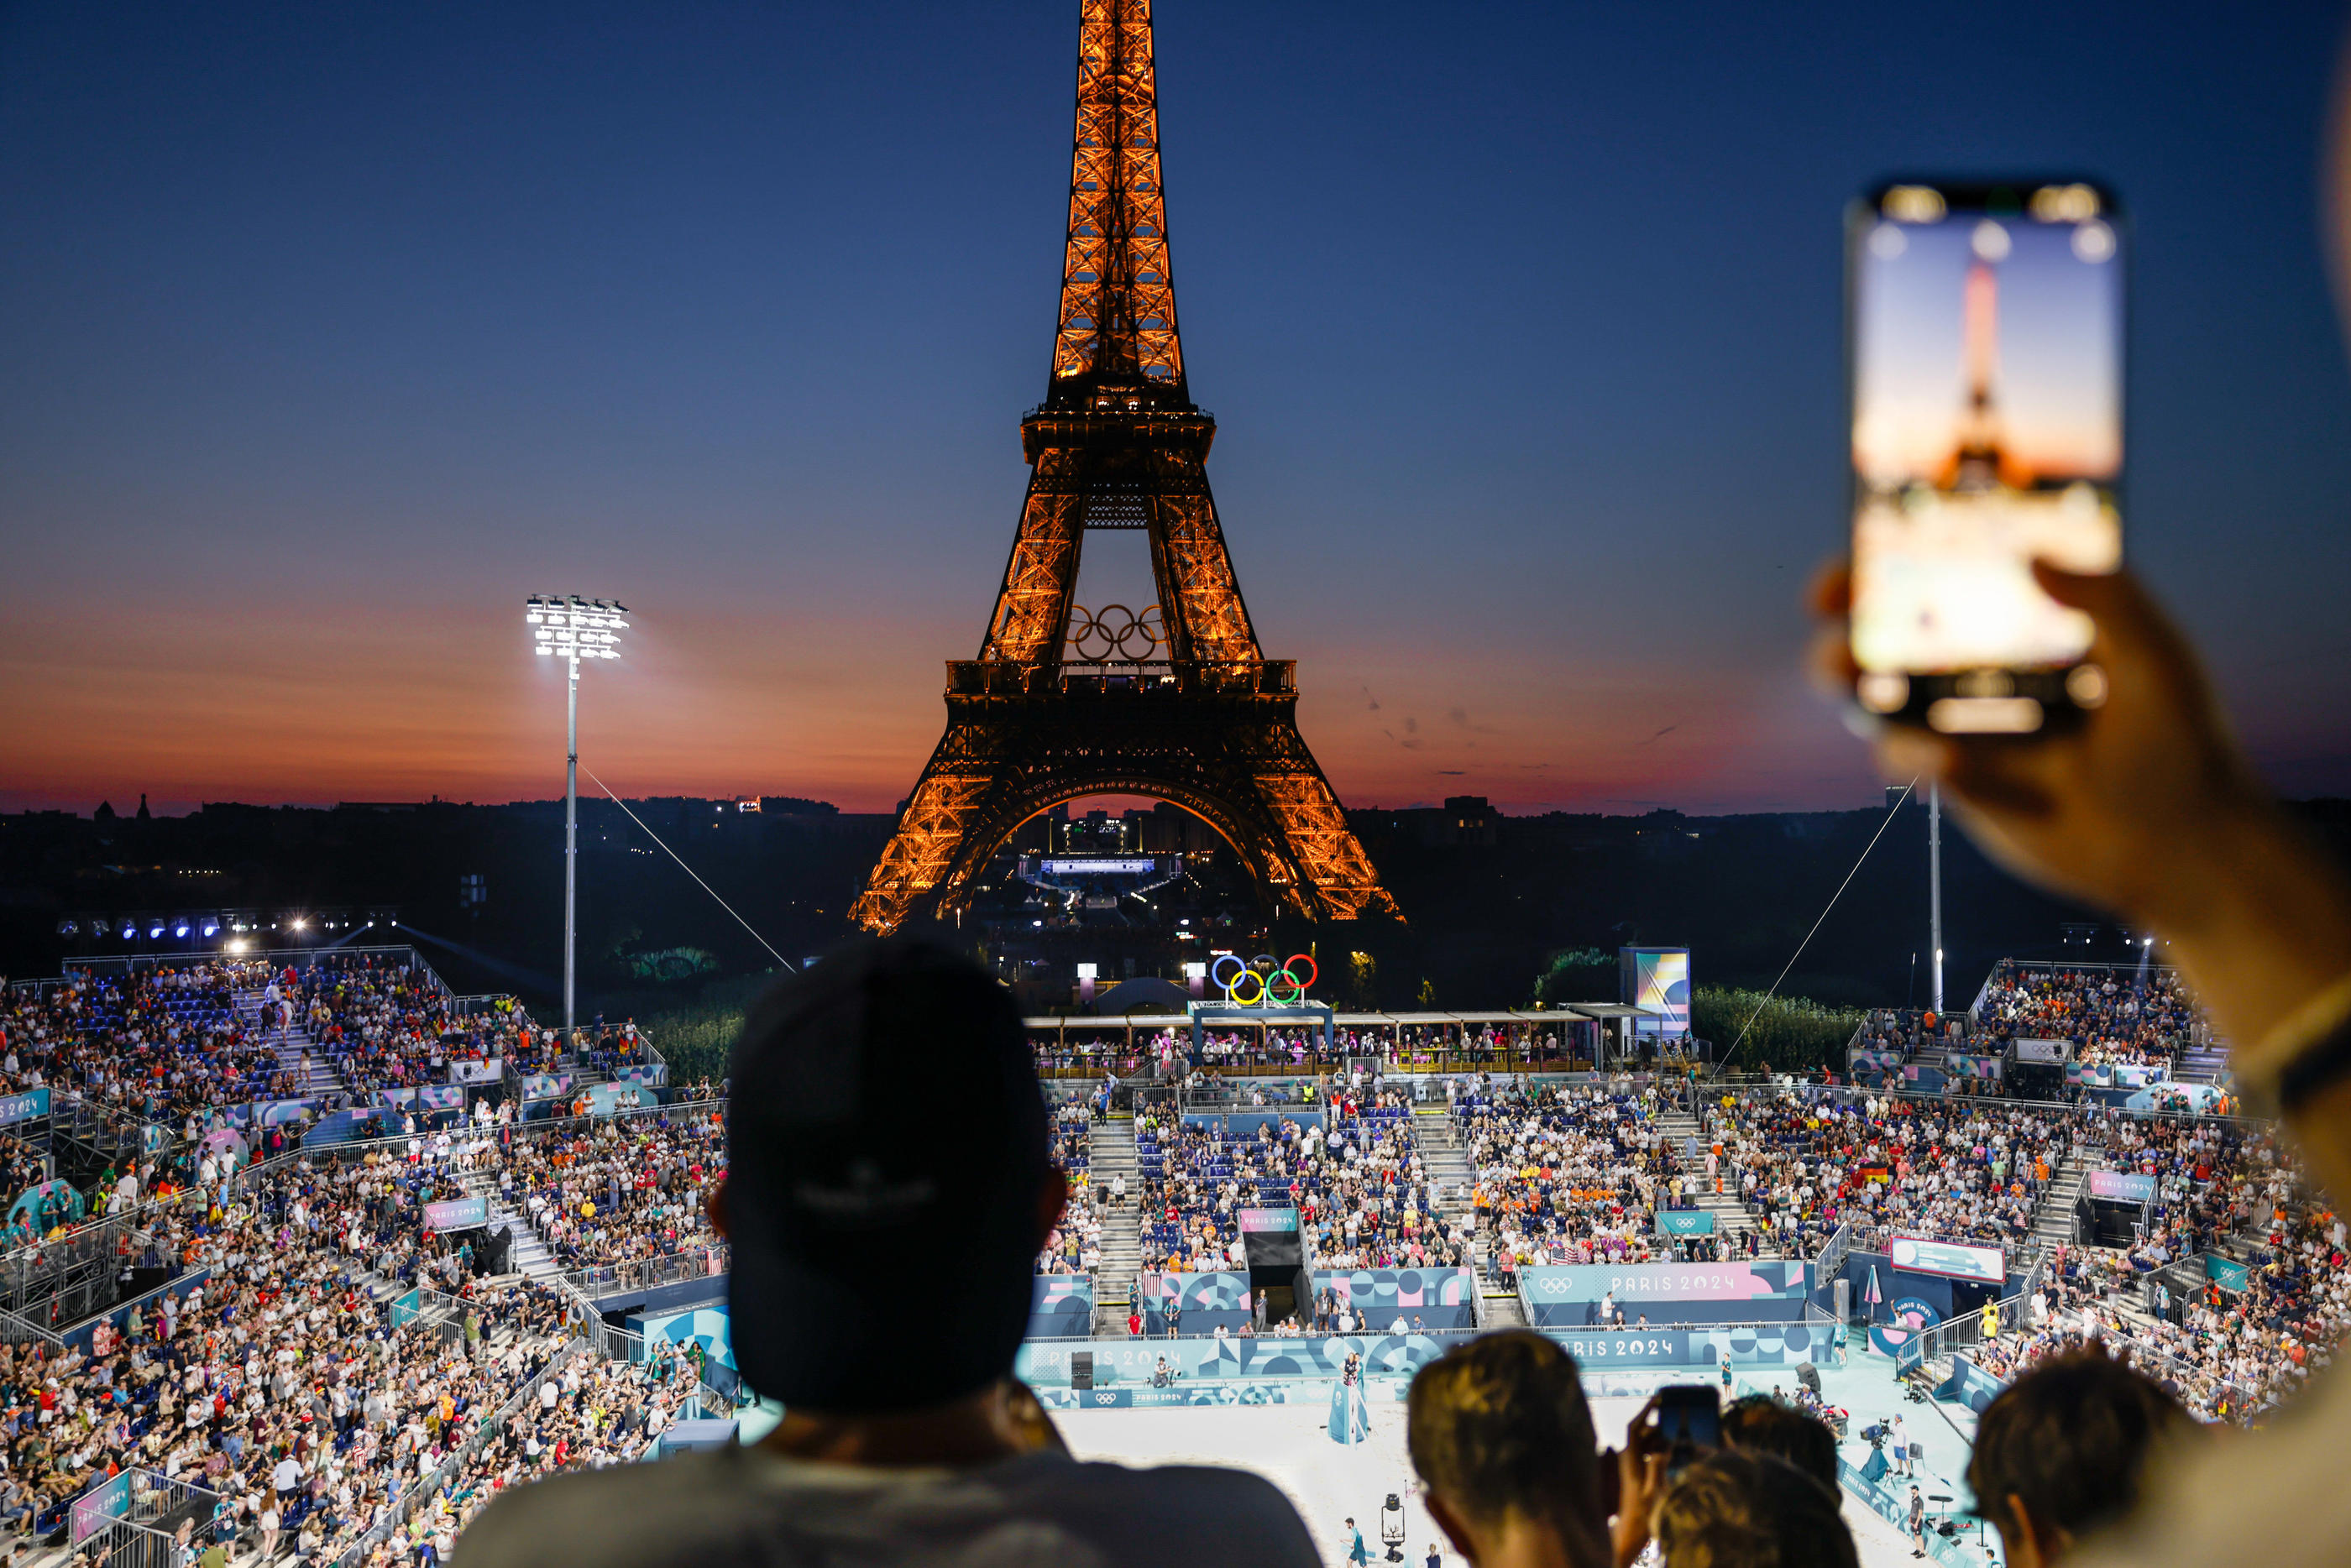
left=5, top=2, right=2349, bottom=814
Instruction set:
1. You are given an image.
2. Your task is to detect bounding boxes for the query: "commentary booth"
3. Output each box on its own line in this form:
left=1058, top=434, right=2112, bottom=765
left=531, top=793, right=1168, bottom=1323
left=1558, top=1003, right=1657, bottom=1068
left=2079, top=1170, right=2156, bottom=1247
left=423, top=1194, right=514, bottom=1277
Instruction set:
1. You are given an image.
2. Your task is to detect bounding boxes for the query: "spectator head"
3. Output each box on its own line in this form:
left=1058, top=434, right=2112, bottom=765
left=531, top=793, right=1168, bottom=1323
left=1406, top=1330, right=1607, bottom=1568
left=1966, top=1346, right=2196, bottom=1568
left=714, top=938, right=1055, bottom=1414
left=1719, top=1397, right=1838, bottom=1492
left=1652, top=1450, right=1856, bottom=1568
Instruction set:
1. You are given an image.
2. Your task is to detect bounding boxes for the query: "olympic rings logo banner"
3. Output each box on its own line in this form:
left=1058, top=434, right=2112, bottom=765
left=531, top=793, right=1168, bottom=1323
left=1066, top=604, right=1165, bottom=662
left=1210, top=952, right=1317, bottom=1006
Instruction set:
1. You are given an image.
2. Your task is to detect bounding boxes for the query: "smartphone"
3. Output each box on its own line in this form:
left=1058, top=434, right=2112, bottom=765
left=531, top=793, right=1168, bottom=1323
left=1846, top=179, right=2125, bottom=733
left=1653, top=1384, right=1721, bottom=1468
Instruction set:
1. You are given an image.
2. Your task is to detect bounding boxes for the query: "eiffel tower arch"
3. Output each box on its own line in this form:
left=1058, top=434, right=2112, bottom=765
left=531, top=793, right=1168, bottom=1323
left=850, top=0, right=1399, bottom=934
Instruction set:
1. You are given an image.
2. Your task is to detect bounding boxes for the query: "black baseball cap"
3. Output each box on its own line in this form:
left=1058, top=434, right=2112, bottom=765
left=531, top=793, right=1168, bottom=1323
left=725, top=938, right=1049, bottom=1411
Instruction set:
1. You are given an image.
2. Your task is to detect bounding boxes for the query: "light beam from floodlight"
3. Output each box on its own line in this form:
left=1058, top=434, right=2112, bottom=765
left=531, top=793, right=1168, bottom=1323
left=524, top=593, right=631, bottom=1041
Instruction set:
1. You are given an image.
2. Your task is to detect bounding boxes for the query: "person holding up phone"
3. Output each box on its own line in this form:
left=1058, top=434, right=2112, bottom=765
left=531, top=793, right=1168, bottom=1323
left=1811, top=76, right=2351, bottom=1568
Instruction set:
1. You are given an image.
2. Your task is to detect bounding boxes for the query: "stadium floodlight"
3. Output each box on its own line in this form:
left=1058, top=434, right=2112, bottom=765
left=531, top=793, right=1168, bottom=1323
left=525, top=593, right=631, bottom=1040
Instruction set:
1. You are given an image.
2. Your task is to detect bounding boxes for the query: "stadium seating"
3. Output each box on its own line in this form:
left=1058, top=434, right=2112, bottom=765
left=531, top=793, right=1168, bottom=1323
left=1971, top=960, right=2204, bottom=1072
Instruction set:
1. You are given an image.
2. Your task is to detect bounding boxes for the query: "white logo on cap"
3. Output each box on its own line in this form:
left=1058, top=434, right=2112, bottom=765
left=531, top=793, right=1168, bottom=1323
left=793, top=1158, right=936, bottom=1226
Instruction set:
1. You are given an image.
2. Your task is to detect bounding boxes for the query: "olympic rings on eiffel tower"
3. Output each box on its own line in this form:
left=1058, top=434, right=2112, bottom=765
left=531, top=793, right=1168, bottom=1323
left=1067, top=604, right=1166, bottom=662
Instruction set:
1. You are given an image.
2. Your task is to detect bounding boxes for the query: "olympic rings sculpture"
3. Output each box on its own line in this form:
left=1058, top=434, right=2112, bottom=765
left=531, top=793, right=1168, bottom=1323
left=1067, top=604, right=1166, bottom=662
left=1212, top=952, right=1317, bottom=1006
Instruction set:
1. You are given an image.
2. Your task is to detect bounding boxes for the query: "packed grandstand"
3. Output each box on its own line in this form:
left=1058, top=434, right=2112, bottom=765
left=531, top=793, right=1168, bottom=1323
left=0, top=947, right=2339, bottom=1563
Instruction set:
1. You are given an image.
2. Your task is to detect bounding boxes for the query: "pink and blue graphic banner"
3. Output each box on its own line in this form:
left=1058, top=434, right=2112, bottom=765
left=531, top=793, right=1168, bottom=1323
left=1519, top=1262, right=1810, bottom=1326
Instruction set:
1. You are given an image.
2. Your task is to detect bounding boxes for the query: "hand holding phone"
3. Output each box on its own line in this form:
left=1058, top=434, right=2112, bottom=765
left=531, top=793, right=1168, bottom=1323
left=1603, top=1389, right=1718, bottom=1568
left=1652, top=1384, right=1722, bottom=1467
left=1847, top=179, right=2124, bottom=734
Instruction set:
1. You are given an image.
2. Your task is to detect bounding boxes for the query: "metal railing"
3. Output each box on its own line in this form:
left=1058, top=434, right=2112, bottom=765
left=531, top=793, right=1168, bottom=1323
left=69, top=1466, right=221, bottom=1565
left=0, top=1304, right=65, bottom=1347
left=1814, top=1220, right=1852, bottom=1287
left=557, top=1245, right=729, bottom=1304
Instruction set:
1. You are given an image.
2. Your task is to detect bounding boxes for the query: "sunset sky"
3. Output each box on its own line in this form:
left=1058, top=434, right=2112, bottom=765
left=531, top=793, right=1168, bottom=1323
left=6, top=3, right=2351, bottom=818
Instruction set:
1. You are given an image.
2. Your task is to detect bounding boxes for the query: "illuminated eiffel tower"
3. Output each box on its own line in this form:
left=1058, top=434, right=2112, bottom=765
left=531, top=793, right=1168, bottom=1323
left=850, top=0, right=1398, bottom=933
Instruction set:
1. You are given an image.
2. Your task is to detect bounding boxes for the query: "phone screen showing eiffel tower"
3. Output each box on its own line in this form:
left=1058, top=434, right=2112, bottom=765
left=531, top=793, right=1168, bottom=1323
left=1848, top=183, right=2123, bottom=692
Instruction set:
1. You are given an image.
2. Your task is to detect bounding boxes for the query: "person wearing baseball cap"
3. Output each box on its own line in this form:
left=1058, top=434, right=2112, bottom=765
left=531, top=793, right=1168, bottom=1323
left=459, top=937, right=1317, bottom=1567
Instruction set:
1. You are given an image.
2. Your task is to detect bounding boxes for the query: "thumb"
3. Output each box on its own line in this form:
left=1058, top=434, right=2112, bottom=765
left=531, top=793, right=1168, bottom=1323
left=2027, top=561, right=2187, bottom=667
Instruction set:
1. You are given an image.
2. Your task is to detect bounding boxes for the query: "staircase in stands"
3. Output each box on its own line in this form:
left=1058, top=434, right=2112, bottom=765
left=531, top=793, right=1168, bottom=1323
left=1656, top=1105, right=1778, bottom=1258
left=2175, top=1037, right=2230, bottom=1085
left=458, top=1168, right=564, bottom=1281
left=2027, top=1146, right=2091, bottom=1260
left=1415, top=1102, right=1526, bottom=1327
left=233, top=987, right=348, bottom=1099
left=1088, top=1114, right=1141, bottom=1335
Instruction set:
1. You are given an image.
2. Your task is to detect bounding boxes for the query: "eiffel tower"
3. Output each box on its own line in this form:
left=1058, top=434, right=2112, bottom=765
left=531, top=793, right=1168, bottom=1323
left=849, top=0, right=1399, bottom=934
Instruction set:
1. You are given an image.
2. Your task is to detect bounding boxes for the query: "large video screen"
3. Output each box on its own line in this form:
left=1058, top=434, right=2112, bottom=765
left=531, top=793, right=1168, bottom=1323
left=1620, top=947, right=1691, bottom=1036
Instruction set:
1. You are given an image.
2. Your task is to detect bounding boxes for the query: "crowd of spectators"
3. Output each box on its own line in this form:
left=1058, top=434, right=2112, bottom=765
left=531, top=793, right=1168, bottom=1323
left=0, top=1143, right=579, bottom=1557
left=1459, top=1080, right=1692, bottom=1281
left=340, top=1346, right=704, bottom=1568
left=1972, top=961, right=2204, bottom=1070
left=317, top=1105, right=729, bottom=1295
left=1034, top=1022, right=1593, bottom=1079
left=1036, top=1103, right=1097, bottom=1276
left=0, top=1113, right=732, bottom=1565
left=1134, top=1090, right=1467, bottom=1278
left=0, top=961, right=295, bottom=1134
left=1708, top=1089, right=2071, bottom=1256
left=286, top=961, right=520, bottom=1093
left=1969, top=1122, right=2351, bottom=1424
left=1851, top=1006, right=1969, bottom=1058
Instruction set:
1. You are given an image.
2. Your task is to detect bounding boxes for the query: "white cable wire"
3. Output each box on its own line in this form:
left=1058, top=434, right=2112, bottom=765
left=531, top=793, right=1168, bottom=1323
left=1720, top=776, right=1919, bottom=1069
left=579, top=767, right=798, bottom=975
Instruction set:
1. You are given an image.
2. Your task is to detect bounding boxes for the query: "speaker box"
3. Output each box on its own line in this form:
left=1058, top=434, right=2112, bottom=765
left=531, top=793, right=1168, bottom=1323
left=1071, top=1351, right=1094, bottom=1391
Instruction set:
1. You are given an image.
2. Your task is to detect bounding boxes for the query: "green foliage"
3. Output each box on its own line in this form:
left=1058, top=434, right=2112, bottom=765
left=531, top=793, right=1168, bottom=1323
left=625, top=946, right=721, bottom=983
left=1535, top=947, right=1616, bottom=1006
left=1342, top=951, right=1378, bottom=1011
left=1694, top=985, right=1864, bottom=1073
left=637, top=971, right=778, bottom=1085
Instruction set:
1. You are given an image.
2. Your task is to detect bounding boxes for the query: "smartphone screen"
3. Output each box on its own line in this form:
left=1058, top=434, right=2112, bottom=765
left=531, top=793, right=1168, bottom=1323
left=1847, top=180, right=2123, bottom=733
left=1653, top=1385, right=1721, bottom=1456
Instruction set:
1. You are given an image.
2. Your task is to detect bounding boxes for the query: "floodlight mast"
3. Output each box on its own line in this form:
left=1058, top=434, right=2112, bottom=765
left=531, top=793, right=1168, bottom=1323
left=1929, top=781, right=1945, bottom=1015
left=525, top=594, right=629, bottom=1040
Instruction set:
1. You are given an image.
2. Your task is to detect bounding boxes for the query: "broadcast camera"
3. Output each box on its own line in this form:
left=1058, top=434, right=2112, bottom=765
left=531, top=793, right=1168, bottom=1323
left=1380, top=1494, right=1406, bottom=1562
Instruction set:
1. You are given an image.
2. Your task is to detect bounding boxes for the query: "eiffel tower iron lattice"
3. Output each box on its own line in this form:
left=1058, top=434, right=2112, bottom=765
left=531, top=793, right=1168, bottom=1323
left=849, top=0, right=1400, bottom=934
